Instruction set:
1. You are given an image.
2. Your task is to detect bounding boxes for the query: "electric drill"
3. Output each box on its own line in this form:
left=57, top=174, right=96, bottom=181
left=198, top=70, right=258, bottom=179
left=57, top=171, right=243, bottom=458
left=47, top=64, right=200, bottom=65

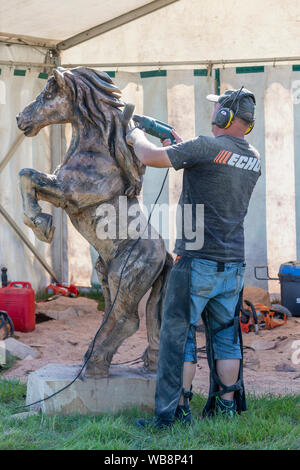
left=121, top=103, right=176, bottom=145
left=133, top=114, right=176, bottom=145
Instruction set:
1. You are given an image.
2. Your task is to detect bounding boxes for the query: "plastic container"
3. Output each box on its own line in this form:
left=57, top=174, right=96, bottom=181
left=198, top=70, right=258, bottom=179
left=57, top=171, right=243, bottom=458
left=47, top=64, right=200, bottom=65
left=278, top=262, right=300, bottom=317
left=255, top=262, right=300, bottom=317
left=0, top=282, right=35, bottom=332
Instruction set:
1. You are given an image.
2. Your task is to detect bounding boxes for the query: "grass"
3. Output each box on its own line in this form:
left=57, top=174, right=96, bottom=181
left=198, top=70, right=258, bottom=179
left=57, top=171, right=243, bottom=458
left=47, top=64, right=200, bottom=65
left=0, top=354, right=17, bottom=374
left=0, top=378, right=299, bottom=450
left=35, top=289, right=53, bottom=302
left=79, top=285, right=105, bottom=311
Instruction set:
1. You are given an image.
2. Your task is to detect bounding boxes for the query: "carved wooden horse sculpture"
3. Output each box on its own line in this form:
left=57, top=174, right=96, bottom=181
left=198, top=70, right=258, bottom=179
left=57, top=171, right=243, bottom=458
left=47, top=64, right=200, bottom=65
left=17, top=67, right=172, bottom=377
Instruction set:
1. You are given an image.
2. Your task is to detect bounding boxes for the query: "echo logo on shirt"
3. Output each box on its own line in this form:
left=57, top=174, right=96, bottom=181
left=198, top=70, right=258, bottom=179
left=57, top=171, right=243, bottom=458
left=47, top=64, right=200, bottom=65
left=214, top=150, right=261, bottom=172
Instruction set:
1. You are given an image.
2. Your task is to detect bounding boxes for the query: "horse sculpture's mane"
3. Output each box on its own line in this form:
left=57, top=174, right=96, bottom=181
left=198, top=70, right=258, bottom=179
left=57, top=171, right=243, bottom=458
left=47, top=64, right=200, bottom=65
left=56, top=66, right=145, bottom=197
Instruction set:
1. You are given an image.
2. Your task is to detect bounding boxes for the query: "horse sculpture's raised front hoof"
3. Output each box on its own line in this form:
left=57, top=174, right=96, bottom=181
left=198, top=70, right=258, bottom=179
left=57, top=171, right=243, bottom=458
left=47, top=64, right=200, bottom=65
left=24, top=213, right=55, bottom=243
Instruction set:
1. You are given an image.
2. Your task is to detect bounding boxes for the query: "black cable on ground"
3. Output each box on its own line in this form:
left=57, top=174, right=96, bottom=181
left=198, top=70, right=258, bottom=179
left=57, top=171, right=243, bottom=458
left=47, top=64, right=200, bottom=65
left=16, top=169, right=169, bottom=410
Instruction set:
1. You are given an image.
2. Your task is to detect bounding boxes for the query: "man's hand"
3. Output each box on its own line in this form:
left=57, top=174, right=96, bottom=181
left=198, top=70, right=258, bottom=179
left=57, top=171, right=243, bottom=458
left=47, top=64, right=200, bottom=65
left=126, top=123, right=144, bottom=147
left=161, top=129, right=183, bottom=147
left=125, top=125, right=172, bottom=168
left=125, top=126, right=184, bottom=168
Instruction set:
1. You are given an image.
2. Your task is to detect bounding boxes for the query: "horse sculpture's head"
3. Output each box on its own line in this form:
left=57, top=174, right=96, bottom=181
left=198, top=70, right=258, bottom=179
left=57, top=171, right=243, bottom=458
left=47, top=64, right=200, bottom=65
left=16, top=67, right=123, bottom=136
left=17, top=67, right=145, bottom=196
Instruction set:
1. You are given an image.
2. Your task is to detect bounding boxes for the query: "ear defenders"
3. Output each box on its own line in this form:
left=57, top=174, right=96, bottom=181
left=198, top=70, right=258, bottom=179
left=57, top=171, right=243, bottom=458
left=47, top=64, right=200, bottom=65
left=212, top=86, right=255, bottom=135
left=213, top=107, right=235, bottom=130
left=244, top=121, right=254, bottom=135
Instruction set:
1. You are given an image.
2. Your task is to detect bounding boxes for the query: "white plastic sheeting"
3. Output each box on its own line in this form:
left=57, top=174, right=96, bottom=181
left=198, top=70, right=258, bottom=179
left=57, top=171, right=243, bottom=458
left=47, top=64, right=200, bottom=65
left=0, top=45, right=52, bottom=291
left=2, top=58, right=300, bottom=291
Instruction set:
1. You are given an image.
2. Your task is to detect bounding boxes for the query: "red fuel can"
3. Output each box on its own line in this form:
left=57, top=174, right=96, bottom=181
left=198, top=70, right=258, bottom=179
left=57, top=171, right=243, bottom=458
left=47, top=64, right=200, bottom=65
left=0, top=282, right=35, bottom=332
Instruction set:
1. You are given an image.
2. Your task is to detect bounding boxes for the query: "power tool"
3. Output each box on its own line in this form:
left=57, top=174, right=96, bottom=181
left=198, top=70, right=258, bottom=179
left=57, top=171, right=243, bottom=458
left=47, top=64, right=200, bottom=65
left=45, top=282, right=79, bottom=298
left=122, top=103, right=176, bottom=144
left=240, top=299, right=290, bottom=333
left=133, top=114, right=176, bottom=144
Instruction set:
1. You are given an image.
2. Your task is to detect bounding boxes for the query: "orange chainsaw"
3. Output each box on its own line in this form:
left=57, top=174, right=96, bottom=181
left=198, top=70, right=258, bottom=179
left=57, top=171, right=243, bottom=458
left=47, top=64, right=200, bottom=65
left=240, top=299, right=259, bottom=334
left=45, top=283, right=79, bottom=298
left=253, top=303, right=289, bottom=329
left=240, top=300, right=290, bottom=333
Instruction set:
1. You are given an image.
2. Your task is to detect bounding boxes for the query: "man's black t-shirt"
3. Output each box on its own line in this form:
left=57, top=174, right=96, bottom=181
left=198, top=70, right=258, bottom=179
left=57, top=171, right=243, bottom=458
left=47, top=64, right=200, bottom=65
left=166, top=135, right=261, bottom=262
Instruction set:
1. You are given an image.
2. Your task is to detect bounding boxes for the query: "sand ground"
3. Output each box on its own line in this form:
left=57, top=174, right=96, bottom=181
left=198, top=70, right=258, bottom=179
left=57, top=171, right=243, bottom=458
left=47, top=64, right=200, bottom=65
left=2, top=296, right=300, bottom=396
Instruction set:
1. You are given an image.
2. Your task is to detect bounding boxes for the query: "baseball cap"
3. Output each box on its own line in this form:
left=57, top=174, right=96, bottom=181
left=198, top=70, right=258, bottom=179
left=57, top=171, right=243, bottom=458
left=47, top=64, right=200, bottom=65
left=207, top=88, right=256, bottom=123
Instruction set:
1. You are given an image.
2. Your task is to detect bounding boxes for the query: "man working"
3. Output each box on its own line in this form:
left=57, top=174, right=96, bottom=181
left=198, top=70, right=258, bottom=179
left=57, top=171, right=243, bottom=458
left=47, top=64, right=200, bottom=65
left=126, top=87, right=260, bottom=428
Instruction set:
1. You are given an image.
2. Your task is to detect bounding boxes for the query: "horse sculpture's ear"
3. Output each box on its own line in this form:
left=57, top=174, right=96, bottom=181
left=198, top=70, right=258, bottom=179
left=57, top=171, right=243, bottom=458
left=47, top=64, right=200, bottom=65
left=53, top=67, right=66, bottom=89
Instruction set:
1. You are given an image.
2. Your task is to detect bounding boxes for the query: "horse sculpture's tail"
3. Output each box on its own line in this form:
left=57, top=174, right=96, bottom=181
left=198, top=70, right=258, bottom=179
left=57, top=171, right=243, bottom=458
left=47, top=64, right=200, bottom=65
left=143, top=251, right=174, bottom=371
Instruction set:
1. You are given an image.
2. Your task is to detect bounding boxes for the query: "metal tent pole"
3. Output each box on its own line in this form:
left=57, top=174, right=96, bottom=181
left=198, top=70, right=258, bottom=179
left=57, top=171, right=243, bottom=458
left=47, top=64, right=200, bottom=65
left=61, top=56, right=300, bottom=69
left=49, top=51, right=68, bottom=283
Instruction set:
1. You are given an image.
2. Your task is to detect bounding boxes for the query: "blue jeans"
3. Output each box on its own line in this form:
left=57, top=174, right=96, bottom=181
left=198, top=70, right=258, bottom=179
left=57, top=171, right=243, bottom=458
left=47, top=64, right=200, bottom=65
left=184, top=258, right=245, bottom=362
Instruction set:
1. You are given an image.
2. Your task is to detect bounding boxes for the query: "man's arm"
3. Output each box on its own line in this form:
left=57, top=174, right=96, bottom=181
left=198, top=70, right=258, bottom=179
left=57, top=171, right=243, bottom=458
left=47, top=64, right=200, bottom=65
left=126, top=127, right=182, bottom=168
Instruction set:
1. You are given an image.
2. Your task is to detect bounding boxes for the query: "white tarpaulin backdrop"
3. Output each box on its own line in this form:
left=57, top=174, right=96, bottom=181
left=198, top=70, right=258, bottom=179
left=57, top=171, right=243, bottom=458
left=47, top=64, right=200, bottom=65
left=0, top=45, right=53, bottom=291
left=1, top=0, right=300, bottom=293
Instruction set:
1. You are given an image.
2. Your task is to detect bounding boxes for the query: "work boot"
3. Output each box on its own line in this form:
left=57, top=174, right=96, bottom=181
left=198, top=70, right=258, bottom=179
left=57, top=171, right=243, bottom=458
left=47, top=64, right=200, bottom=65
left=174, top=404, right=193, bottom=425
left=135, top=417, right=173, bottom=429
left=174, top=387, right=194, bottom=424
left=215, top=396, right=237, bottom=418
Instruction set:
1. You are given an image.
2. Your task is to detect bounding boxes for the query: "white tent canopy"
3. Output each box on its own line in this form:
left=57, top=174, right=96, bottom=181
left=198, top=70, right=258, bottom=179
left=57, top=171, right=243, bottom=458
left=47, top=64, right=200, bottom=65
left=1, top=0, right=300, bottom=65
left=0, top=0, right=300, bottom=292
left=1, top=0, right=154, bottom=41
left=62, top=0, right=300, bottom=67
left=0, top=1, right=175, bottom=51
